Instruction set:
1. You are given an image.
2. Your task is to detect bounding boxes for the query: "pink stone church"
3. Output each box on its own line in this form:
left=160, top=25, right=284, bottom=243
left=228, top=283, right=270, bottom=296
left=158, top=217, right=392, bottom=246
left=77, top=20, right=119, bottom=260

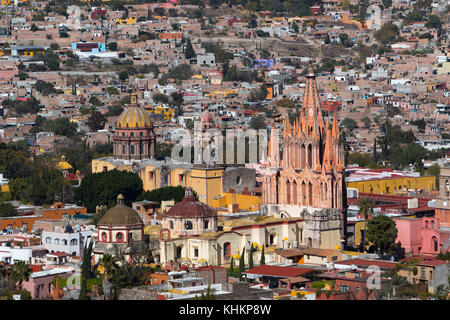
left=261, top=66, right=347, bottom=250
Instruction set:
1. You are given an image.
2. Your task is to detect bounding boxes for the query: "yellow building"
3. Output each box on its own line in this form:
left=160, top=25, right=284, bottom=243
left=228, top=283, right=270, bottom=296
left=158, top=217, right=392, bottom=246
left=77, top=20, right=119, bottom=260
left=205, top=89, right=237, bottom=99
left=189, top=166, right=223, bottom=207
left=114, top=17, right=137, bottom=25
left=212, top=192, right=261, bottom=212
left=92, top=158, right=224, bottom=207
left=146, top=106, right=174, bottom=121
left=435, top=61, right=450, bottom=75
left=345, top=168, right=436, bottom=195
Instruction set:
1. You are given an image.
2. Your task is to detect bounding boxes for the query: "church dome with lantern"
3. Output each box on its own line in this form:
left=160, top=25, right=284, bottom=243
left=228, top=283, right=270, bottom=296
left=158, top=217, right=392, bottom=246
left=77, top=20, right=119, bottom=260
left=162, top=188, right=217, bottom=238
left=97, top=194, right=142, bottom=226
left=116, top=96, right=153, bottom=129
left=93, top=194, right=147, bottom=265
left=113, top=93, right=157, bottom=161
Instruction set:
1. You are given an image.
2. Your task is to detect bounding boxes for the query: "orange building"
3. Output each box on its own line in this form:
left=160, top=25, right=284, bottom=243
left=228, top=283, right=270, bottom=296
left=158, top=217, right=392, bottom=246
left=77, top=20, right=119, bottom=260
left=146, top=272, right=168, bottom=285
left=0, top=204, right=87, bottom=232
left=158, top=32, right=182, bottom=41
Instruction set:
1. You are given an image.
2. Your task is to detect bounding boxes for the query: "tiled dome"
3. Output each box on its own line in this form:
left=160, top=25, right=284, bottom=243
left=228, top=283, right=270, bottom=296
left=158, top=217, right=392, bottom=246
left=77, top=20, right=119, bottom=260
left=164, top=188, right=216, bottom=219
left=97, top=195, right=143, bottom=226
left=116, top=94, right=152, bottom=128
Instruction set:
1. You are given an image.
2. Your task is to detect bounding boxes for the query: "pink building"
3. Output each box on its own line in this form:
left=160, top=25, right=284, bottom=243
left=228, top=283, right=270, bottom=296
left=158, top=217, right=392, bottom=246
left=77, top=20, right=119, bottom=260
left=393, top=216, right=441, bottom=256
left=22, top=268, right=73, bottom=299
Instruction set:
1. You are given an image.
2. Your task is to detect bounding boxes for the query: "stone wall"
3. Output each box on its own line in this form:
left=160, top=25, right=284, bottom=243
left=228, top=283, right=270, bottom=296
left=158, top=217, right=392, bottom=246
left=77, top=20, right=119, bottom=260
left=119, top=288, right=158, bottom=300
left=222, top=167, right=256, bottom=194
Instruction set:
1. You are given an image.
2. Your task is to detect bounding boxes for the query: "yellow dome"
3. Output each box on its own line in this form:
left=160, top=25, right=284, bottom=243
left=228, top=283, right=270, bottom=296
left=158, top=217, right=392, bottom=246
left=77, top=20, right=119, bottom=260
left=117, top=105, right=152, bottom=128
left=55, top=155, right=73, bottom=170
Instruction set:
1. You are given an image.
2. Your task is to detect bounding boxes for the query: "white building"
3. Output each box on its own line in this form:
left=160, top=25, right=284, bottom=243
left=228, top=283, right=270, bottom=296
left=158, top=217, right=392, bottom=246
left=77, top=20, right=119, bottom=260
left=42, top=226, right=92, bottom=257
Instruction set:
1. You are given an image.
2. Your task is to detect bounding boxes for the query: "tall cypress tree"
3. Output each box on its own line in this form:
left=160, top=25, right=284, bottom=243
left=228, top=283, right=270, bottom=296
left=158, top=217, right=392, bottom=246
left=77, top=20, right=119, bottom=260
left=184, top=37, right=195, bottom=59
left=248, top=246, right=254, bottom=270
left=229, top=257, right=234, bottom=277
left=238, top=247, right=245, bottom=281
left=260, top=246, right=265, bottom=265
left=79, top=241, right=93, bottom=300
left=79, top=243, right=88, bottom=300
left=372, top=138, right=378, bottom=163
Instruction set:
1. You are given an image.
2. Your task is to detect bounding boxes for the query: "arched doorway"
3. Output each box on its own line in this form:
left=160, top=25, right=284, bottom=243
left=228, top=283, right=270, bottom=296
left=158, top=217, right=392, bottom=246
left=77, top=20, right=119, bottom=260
left=432, top=237, right=438, bottom=252
left=176, top=245, right=183, bottom=260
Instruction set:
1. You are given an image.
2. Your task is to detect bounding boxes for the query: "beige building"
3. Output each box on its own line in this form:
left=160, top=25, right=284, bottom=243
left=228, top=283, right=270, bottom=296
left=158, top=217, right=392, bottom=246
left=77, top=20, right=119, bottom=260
left=160, top=213, right=305, bottom=267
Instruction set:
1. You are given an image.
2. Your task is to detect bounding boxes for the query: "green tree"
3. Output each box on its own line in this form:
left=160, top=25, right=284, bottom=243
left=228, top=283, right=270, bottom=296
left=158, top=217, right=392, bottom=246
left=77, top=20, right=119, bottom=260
left=358, top=197, right=374, bottom=253
left=249, top=85, right=268, bottom=102
left=50, top=43, right=60, bottom=51
left=79, top=241, right=93, bottom=300
left=342, top=118, right=358, bottom=131
left=238, top=247, right=245, bottom=280
left=0, top=202, right=18, bottom=217
left=426, top=164, right=440, bottom=189
left=229, top=257, right=235, bottom=277
left=276, top=98, right=295, bottom=108
left=35, top=80, right=57, bottom=96
left=425, top=15, right=442, bottom=32
left=167, top=64, right=193, bottom=80
left=118, top=71, right=129, bottom=81
left=184, top=37, right=196, bottom=59
left=248, top=246, right=254, bottom=269
left=153, top=93, right=169, bottom=104
left=260, top=246, right=265, bottom=265
left=108, top=42, right=118, bottom=51
left=249, top=115, right=267, bottom=130
left=47, top=118, right=78, bottom=137
left=10, top=261, right=32, bottom=289
left=89, top=96, right=103, bottom=107
left=373, top=138, right=378, bottom=163
left=366, top=215, right=398, bottom=256
left=108, top=105, right=124, bottom=116
left=374, top=22, right=400, bottom=45
left=87, top=110, right=107, bottom=132
left=105, top=87, right=120, bottom=95
left=74, top=170, right=143, bottom=212
left=99, top=253, right=118, bottom=299
left=411, top=119, right=426, bottom=132
left=136, top=186, right=196, bottom=206
left=361, top=117, right=371, bottom=129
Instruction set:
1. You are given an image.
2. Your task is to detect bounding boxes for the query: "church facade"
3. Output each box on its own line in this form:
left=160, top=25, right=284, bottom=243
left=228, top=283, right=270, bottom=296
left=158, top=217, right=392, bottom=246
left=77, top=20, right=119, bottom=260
left=261, top=66, right=347, bottom=250
left=91, top=93, right=224, bottom=207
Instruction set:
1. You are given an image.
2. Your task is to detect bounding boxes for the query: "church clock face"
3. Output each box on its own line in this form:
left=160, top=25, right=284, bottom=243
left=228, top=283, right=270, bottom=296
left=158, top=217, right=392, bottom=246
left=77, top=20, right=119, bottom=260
left=444, top=201, right=448, bottom=207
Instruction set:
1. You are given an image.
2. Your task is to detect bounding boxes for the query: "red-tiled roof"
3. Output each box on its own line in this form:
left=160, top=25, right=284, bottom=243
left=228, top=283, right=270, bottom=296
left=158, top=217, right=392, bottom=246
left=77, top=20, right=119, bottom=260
left=29, top=265, right=43, bottom=273
left=417, top=260, right=447, bottom=267
left=244, top=265, right=313, bottom=278
left=164, top=189, right=216, bottom=219
left=337, top=259, right=398, bottom=270
left=47, top=251, right=71, bottom=257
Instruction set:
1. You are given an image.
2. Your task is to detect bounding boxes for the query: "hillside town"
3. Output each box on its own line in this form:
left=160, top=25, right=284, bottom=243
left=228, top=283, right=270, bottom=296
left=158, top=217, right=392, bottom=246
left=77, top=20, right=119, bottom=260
left=0, top=0, right=448, bottom=302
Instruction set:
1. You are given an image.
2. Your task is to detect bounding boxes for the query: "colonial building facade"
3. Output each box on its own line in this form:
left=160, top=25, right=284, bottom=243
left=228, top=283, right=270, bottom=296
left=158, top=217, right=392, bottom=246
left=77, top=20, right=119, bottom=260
left=261, top=66, right=347, bottom=250
left=91, top=93, right=224, bottom=206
